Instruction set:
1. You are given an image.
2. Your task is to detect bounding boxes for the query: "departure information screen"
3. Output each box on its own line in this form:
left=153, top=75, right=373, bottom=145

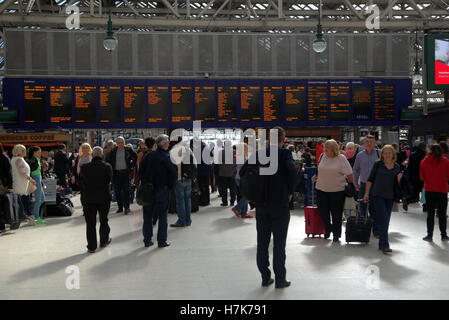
left=99, top=85, right=121, bottom=123
left=217, top=86, right=238, bottom=122
left=308, top=84, right=328, bottom=121
left=374, top=85, right=395, bottom=121
left=24, top=84, right=47, bottom=123
left=353, top=84, right=372, bottom=121
left=75, top=85, right=97, bottom=123
left=172, top=86, right=192, bottom=122
left=124, top=85, right=145, bottom=123
left=330, top=82, right=350, bottom=121
left=241, top=86, right=261, bottom=122
left=263, top=86, right=282, bottom=122
left=147, top=86, right=169, bottom=123
left=195, top=86, right=216, bottom=121
left=49, top=85, right=72, bottom=123
left=285, top=85, right=306, bottom=122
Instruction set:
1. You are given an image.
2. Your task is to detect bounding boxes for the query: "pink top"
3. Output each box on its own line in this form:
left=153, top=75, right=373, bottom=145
left=316, top=154, right=353, bottom=192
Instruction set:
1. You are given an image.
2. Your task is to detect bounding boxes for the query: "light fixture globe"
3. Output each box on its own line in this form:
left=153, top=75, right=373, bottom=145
left=103, top=34, right=118, bottom=52
left=313, top=37, right=327, bottom=53
left=103, top=16, right=118, bottom=52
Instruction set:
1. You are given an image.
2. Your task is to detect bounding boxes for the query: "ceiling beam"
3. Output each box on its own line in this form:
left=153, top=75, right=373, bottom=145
left=0, top=0, right=15, bottom=13
left=341, top=0, right=363, bottom=20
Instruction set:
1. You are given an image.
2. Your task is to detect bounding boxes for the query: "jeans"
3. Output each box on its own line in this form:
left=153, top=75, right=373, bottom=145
left=113, top=170, right=130, bottom=210
left=20, top=195, right=32, bottom=217
left=234, top=179, right=248, bottom=215
left=174, top=179, right=192, bottom=226
left=84, top=203, right=111, bottom=251
left=425, top=191, right=448, bottom=237
left=256, top=205, right=290, bottom=284
left=371, top=196, right=394, bottom=249
left=142, top=186, right=170, bottom=245
left=316, top=190, right=346, bottom=238
left=31, top=174, right=45, bottom=219
left=358, top=183, right=378, bottom=236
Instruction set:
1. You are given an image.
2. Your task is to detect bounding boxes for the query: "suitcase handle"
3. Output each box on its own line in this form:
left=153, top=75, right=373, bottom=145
left=356, top=199, right=369, bottom=224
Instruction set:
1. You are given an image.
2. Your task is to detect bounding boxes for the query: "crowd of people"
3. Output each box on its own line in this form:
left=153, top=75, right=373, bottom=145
left=1, top=129, right=449, bottom=289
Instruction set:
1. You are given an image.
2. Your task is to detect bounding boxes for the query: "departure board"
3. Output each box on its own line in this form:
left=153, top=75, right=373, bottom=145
left=353, top=84, right=372, bottom=121
left=24, top=84, right=47, bottom=123
left=374, top=85, right=395, bottom=121
left=217, top=86, right=238, bottom=122
left=124, top=86, right=145, bottom=123
left=75, top=85, right=97, bottom=123
left=147, top=86, right=169, bottom=123
left=172, top=86, right=192, bottom=122
left=50, top=85, right=72, bottom=123
left=330, top=83, right=350, bottom=121
left=307, top=85, right=328, bottom=121
left=99, top=85, right=121, bottom=123
left=195, top=86, right=216, bottom=122
left=285, top=85, right=306, bottom=122
left=241, top=86, right=261, bottom=122
left=263, top=86, right=282, bottom=122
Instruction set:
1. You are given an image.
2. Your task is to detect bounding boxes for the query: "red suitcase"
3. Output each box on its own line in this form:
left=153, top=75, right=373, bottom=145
left=305, top=183, right=326, bottom=238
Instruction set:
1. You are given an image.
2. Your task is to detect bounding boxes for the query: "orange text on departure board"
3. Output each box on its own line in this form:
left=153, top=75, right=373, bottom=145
left=308, top=86, right=328, bottom=121
left=330, top=86, right=350, bottom=115
left=263, top=86, right=282, bottom=122
left=75, top=86, right=96, bottom=109
left=285, top=86, right=305, bottom=122
left=374, top=85, right=394, bottom=121
left=50, top=86, right=71, bottom=107
left=100, top=86, right=120, bottom=108
left=24, top=85, right=46, bottom=100
left=217, top=86, right=238, bottom=121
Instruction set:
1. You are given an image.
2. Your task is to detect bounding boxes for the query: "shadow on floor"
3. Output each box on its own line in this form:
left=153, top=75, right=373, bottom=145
left=8, top=253, right=88, bottom=284
left=210, top=216, right=251, bottom=233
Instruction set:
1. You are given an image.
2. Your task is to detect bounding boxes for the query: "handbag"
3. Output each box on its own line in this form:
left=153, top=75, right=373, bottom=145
left=345, top=182, right=356, bottom=198
left=27, top=181, right=37, bottom=194
left=136, top=182, right=154, bottom=206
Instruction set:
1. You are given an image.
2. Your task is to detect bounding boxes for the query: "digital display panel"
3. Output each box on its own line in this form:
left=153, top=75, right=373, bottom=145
left=434, top=39, right=449, bottom=85
left=263, top=86, right=282, bottom=122
left=123, top=85, right=145, bottom=123
left=195, top=86, right=216, bottom=122
left=217, top=86, right=238, bottom=122
left=307, top=84, right=328, bottom=121
left=24, top=84, right=47, bottom=123
left=75, top=85, right=97, bottom=123
left=172, top=86, right=192, bottom=122
left=147, top=86, right=169, bottom=123
left=374, top=85, right=395, bottom=121
left=352, top=84, right=372, bottom=121
left=99, top=85, right=121, bottom=123
left=49, top=85, right=72, bottom=123
left=241, top=86, right=261, bottom=122
left=330, top=83, right=350, bottom=121
left=285, top=85, right=306, bottom=122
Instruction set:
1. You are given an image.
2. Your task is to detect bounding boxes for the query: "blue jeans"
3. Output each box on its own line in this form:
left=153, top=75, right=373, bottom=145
left=142, top=186, right=170, bottom=245
left=234, top=179, right=248, bottom=215
left=358, top=182, right=379, bottom=236
left=31, top=174, right=45, bottom=219
left=174, top=179, right=192, bottom=226
left=371, top=196, right=394, bottom=250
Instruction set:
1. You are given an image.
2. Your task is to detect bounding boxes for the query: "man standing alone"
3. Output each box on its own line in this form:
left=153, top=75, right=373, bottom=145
left=106, top=137, right=137, bottom=215
left=80, top=147, right=113, bottom=253
left=54, top=144, right=70, bottom=188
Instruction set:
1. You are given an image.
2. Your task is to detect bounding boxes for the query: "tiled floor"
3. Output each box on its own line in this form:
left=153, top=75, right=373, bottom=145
left=1, top=192, right=448, bottom=300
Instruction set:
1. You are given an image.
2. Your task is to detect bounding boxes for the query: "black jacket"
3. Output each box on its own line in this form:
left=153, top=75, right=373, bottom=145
left=240, top=146, right=297, bottom=209
left=27, top=157, right=41, bottom=178
left=54, top=150, right=70, bottom=175
left=80, top=157, right=113, bottom=205
left=0, top=154, right=12, bottom=189
left=106, top=147, right=138, bottom=171
left=408, top=149, right=427, bottom=185
left=140, top=147, right=177, bottom=189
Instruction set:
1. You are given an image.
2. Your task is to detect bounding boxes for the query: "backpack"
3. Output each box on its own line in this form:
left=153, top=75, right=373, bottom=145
left=239, top=163, right=266, bottom=204
left=181, top=151, right=197, bottom=180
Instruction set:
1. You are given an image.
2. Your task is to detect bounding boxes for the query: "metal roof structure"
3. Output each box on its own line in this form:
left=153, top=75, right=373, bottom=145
left=0, top=0, right=448, bottom=107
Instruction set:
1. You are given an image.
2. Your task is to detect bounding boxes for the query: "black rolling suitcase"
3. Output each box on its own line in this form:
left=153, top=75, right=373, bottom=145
left=168, top=188, right=177, bottom=214
left=345, top=200, right=373, bottom=244
left=191, top=190, right=199, bottom=213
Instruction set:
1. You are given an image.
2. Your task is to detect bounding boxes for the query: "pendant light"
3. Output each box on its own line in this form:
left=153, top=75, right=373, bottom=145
left=103, top=0, right=118, bottom=52
left=312, top=0, right=327, bottom=53
left=412, top=30, right=422, bottom=82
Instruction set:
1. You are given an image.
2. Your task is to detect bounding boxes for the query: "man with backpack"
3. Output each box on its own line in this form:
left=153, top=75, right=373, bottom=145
left=169, top=138, right=197, bottom=228
left=352, top=135, right=381, bottom=237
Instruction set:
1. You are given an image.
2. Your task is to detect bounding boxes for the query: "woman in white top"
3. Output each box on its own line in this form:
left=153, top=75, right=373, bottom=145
left=11, top=144, right=36, bottom=224
left=312, top=139, right=354, bottom=242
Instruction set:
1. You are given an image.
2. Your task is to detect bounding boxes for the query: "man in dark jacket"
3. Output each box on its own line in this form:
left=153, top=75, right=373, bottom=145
left=218, top=140, right=236, bottom=206
left=54, top=144, right=70, bottom=188
left=408, top=142, right=427, bottom=203
left=240, top=127, right=297, bottom=289
left=197, top=142, right=212, bottom=206
left=140, top=134, right=177, bottom=248
left=106, top=136, right=138, bottom=215
left=80, top=147, right=113, bottom=253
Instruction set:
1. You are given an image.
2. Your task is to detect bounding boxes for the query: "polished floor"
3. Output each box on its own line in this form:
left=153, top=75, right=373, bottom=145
left=1, top=191, right=448, bottom=300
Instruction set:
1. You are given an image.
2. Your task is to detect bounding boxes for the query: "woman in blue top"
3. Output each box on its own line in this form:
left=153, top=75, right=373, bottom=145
left=28, top=146, right=46, bottom=224
left=363, top=145, right=403, bottom=254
